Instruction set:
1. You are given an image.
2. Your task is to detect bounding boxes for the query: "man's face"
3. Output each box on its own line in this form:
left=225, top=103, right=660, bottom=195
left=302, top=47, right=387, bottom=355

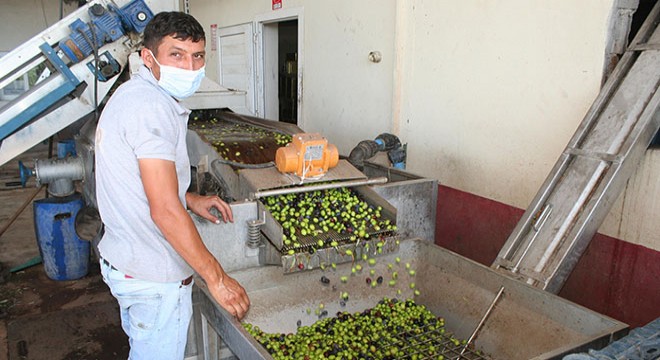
left=141, top=35, right=206, bottom=80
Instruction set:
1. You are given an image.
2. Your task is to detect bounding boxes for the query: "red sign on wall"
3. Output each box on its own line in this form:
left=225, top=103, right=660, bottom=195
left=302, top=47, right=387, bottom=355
left=272, top=0, right=282, bottom=10
left=210, top=24, right=218, bottom=51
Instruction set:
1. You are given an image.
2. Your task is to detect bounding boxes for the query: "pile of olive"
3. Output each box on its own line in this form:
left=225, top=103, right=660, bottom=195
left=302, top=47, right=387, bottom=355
left=189, top=116, right=292, bottom=162
left=243, top=298, right=469, bottom=360
left=263, top=187, right=397, bottom=252
left=191, top=117, right=291, bottom=146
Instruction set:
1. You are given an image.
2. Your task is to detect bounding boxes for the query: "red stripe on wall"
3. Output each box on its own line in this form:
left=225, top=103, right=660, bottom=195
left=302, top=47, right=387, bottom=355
left=560, top=233, right=660, bottom=328
left=435, top=184, right=660, bottom=328
left=435, top=185, right=522, bottom=265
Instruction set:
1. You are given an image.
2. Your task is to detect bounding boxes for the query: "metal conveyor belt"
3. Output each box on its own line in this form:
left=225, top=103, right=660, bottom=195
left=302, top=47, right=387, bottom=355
left=493, top=2, right=660, bottom=293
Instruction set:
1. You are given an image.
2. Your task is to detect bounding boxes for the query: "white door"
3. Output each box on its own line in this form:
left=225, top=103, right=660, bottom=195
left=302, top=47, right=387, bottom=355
left=217, top=23, right=256, bottom=116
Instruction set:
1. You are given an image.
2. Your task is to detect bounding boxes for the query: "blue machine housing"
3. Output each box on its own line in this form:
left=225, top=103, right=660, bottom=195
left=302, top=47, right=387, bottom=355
left=115, top=0, right=153, bottom=34
left=60, top=0, right=153, bottom=63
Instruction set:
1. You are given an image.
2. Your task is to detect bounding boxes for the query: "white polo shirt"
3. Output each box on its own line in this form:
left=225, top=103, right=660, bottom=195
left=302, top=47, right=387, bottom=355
left=95, top=64, right=193, bottom=282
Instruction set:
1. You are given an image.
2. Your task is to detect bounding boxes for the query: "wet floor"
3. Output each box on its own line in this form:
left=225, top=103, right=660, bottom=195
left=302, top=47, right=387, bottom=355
left=0, top=142, right=126, bottom=360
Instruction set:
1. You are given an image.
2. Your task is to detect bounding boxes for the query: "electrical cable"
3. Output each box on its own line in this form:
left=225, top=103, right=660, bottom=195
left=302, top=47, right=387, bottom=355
left=76, top=21, right=100, bottom=122
left=212, top=158, right=275, bottom=169
left=87, top=23, right=100, bottom=120
left=299, top=152, right=323, bottom=184
left=299, top=155, right=311, bottom=183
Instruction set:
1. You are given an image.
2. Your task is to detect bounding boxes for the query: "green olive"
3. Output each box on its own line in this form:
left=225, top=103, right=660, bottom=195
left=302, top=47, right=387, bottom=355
left=242, top=297, right=466, bottom=359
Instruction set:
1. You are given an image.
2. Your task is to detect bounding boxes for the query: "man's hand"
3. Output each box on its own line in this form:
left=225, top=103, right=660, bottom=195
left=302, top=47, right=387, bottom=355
left=207, top=273, right=250, bottom=319
left=186, top=193, right=233, bottom=224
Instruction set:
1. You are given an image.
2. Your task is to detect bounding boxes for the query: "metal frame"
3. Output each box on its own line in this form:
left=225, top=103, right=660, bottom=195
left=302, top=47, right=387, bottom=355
left=492, top=1, right=660, bottom=292
left=190, top=239, right=628, bottom=360
left=0, top=43, right=81, bottom=141
left=0, top=37, right=134, bottom=166
left=0, top=0, right=179, bottom=168
left=253, top=7, right=305, bottom=125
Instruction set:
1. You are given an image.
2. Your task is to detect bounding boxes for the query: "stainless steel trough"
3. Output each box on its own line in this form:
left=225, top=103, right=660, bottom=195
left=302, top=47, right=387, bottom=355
left=185, top=121, right=626, bottom=359
left=191, top=238, right=627, bottom=360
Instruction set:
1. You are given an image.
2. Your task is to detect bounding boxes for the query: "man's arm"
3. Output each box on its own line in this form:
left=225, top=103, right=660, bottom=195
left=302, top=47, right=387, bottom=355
left=138, top=158, right=250, bottom=319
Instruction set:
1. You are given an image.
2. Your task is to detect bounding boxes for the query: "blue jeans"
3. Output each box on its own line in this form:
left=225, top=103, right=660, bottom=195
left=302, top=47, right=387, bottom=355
left=100, top=259, right=193, bottom=360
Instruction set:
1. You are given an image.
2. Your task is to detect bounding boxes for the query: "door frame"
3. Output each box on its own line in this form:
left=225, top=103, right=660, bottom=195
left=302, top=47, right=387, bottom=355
left=217, top=23, right=255, bottom=115
left=254, top=7, right=304, bottom=126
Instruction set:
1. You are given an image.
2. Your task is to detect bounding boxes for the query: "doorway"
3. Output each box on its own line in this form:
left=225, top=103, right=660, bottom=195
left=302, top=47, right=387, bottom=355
left=277, top=20, right=298, bottom=124
left=256, top=8, right=303, bottom=126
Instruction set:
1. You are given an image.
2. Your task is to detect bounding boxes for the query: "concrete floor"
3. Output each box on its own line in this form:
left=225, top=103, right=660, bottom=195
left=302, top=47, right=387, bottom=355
left=0, top=142, right=128, bottom=360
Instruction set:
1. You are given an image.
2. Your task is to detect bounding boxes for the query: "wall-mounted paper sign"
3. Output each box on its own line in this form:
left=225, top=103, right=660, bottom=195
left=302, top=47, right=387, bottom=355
left=210, top=24, right=218, bottom=51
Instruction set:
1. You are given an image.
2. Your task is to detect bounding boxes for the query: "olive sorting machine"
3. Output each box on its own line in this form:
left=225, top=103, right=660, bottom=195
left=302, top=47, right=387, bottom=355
left=0, top=1, right=632, bottom=357
left=183, top=111, right=627, bottom=360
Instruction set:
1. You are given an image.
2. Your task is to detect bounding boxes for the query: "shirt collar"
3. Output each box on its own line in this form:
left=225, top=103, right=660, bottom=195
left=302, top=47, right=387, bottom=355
left=137, top=65, right=191, bottom=117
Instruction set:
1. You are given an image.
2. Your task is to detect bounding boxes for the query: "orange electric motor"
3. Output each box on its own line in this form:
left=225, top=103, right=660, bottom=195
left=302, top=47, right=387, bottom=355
left=275, top=133, right=339, bottom=178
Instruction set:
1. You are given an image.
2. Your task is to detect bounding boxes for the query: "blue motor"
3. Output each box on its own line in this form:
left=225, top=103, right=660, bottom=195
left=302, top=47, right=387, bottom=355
left=59, top=0, right=153, bottom=63
left=116, top=0, right=153, bottom=34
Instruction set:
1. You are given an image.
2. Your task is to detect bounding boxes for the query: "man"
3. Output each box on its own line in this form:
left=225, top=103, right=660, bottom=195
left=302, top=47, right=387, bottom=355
left=95, top=12, right=250, bottom=359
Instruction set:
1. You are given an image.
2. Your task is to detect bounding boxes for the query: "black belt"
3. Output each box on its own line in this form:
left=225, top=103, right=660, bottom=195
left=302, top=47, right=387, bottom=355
left=103, top=258, right=193, bottom=285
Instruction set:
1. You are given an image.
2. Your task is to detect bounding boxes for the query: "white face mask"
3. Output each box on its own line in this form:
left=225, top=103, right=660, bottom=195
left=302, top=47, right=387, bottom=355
left=147, top=50, right=205, bottom=99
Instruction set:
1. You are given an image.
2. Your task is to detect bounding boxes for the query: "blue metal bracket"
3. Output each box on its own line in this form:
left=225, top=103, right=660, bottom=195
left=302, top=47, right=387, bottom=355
left=40, top=42, right=80, bottom=85
left=86, top=51, right=121, bottom=82
left=0, top=43, right=81, bottom=141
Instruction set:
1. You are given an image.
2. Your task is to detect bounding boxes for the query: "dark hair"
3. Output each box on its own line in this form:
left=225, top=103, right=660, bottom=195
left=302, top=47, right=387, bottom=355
left=143, top=12, right=205, bottom=54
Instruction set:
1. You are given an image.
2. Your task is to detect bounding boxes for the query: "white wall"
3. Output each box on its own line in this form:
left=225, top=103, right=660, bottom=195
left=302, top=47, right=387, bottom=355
left=394, top=0, right=659, bottom=252
left=190, top=0, right=395, bottom=147
left=300, top=1, right=396, bottom=149
left=187, top=0, right=276, bottom=83
left=0, top=0, right=179, bottom=52
left=397, top=0, right=613, bottom=208
left=0, top=0, right=77, bottom=52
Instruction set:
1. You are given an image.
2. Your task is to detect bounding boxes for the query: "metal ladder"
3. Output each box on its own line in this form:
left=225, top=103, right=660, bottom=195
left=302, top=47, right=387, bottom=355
left=492, top=2, right=660, bottom=293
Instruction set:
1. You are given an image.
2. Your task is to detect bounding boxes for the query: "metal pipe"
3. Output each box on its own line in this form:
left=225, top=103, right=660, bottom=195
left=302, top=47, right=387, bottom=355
left=34, top=156, right=84, bottom=197
left=253, top=177, right=388, bottom=199
left=511, top=204, right=552, bottom=273
left=34, top=156, right=84, bottom=184
left=459, top=286, right=505, bottom=358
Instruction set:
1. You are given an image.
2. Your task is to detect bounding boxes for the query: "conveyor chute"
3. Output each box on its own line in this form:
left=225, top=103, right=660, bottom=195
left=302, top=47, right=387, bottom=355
left=493, top=2, right=660, bottom=292
left=0, top=0, right=154, bottom=167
